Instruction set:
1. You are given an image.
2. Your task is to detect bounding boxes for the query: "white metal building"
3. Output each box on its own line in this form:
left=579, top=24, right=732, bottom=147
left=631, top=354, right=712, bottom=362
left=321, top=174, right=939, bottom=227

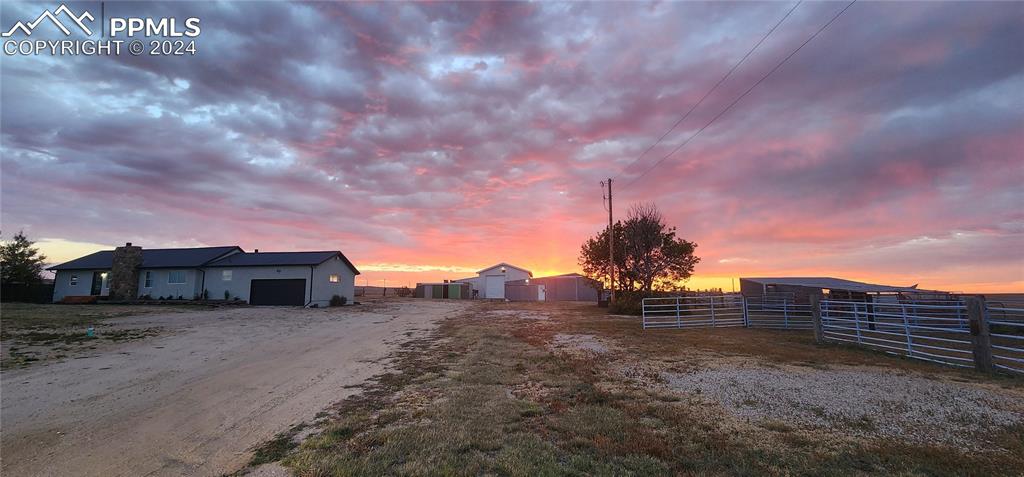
left=454, top=263, right=532, bottom=299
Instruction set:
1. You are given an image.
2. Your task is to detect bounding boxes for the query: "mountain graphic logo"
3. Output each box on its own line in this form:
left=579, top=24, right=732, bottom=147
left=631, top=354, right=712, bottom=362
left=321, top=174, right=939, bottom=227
left=2, top=4, right=95, bottom=37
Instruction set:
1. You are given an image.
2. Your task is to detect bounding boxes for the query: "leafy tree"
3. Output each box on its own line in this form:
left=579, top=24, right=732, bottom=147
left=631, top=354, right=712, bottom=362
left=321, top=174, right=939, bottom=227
left=578, top=221, right=626, bottom=290
left=0, top=231, right=48, bottom=285
left=579, top=203, right=699, bottom=293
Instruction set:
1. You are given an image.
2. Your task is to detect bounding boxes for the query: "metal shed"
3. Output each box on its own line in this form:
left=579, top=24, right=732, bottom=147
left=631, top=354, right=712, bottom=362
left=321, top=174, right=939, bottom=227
left=507, top=273, right=601, bottom=302
left=414, top=282, right=471, bottom=299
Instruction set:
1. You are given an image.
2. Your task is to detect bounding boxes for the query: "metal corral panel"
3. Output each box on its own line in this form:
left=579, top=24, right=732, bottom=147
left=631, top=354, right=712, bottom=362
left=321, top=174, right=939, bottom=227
left=431, top=284, right=444, bottom=298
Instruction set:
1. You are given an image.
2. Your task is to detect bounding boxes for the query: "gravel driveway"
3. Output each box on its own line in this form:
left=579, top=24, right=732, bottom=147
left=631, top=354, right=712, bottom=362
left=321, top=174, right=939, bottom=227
left=1, top=299, right=465, bottom=477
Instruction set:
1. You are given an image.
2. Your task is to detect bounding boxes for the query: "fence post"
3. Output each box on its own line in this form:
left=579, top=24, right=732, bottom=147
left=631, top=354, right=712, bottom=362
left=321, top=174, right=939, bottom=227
left=965, top=296, right=993, bottom=373
left=742, top=296, right=750, bottom=328
left=675, top=297, right=680, bottom=329
left=854, top=303, right=863, bottom=344
left=901, top=304, right=913, bottom=356
left=810, top=294, right=824, bottom=344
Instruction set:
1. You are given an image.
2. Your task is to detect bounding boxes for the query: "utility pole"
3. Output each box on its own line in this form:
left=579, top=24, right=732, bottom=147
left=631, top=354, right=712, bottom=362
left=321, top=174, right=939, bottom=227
left=605, top=178, right=615, bottom=303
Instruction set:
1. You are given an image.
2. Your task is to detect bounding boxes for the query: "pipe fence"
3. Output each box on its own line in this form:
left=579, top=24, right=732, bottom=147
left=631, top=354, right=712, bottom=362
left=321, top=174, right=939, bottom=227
left=744, top=297, right=813, bottom=330
left=819, top=299, right=974, bottom=368
left=986, top=302, right=1024, bottom=374
left=640, top=294, right=1023, bottom=376
left=641, top=295, right=745, bottom=329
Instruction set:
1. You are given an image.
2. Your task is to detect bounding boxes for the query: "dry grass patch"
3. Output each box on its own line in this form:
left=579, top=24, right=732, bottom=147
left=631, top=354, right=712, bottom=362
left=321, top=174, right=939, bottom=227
left=266, top=301, right=1024, bottom=476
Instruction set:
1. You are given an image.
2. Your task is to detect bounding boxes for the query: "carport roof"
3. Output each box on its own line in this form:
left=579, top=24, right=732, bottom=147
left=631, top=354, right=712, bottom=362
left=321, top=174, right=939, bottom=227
left=48, top=246, right=242, bottom=271
left=206, top=251, right=360, bottom=274
left=740, top=277, right=929, bottom=294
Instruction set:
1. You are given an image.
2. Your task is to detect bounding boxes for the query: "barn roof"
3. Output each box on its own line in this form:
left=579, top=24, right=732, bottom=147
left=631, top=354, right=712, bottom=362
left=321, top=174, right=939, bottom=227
left=741, top=277, right=927, bottom=294
left=477, top=262, right=533, bottom=277
left=48, top=246, right=241, bottom=270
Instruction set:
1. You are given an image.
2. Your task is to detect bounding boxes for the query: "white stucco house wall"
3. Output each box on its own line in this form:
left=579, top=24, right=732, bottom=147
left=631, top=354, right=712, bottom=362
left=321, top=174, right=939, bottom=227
left=454, top=263, right=532, bottom=299
left=48, top=244, right=359, bottom=306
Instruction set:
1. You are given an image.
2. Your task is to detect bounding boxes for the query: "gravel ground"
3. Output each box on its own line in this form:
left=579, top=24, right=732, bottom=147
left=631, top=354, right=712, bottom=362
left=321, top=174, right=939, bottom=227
left=663, top=366, right=1024, bottom=448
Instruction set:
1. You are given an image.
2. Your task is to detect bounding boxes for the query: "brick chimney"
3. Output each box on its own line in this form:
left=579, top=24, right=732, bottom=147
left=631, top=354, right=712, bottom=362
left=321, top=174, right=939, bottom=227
left=110, top=242, right=143, bottom=300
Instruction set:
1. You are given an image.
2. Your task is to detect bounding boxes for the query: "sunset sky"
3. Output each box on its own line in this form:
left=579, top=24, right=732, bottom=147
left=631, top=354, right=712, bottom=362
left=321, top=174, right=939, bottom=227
left=2, top=1, right=1022, bottom=293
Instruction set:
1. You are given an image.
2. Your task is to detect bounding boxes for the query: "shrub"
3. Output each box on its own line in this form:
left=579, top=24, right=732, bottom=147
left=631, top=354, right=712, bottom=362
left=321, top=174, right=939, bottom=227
left=329, top=295, right=347, bottom=306
left=608, top=291, right=645, bottom=316
left=177, top=295, right=183, bottom=300
left=158, top=296, right=166, bottom=300
left=224, top=290, right=230, bottom=300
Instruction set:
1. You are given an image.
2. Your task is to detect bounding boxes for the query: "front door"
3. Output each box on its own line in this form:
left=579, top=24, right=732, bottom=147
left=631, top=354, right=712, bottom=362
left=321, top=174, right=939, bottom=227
left=90, top=272, right=104, bottom=296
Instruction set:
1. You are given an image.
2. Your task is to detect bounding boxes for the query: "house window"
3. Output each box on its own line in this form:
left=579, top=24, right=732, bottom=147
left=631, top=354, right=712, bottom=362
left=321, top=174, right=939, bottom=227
left=70, top=274, right=78, bottom=286
left=329, top=274, right=339, bottom=283
left=222, top=270, right=232, bottom=281
left=144, top=271, right=153, bottom=288
left=168, top=271, right=186, bottom=284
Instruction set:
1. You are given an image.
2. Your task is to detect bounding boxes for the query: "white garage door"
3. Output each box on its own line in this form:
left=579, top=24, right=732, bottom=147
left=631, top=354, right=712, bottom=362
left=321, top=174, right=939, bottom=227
left=484, top=275, right=504, bottom=299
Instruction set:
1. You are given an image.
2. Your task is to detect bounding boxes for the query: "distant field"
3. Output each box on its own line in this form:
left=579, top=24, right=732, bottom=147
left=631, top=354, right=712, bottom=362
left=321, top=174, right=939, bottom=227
left=987, top=293, right=1024, bottom=303
left=355, top=286, right=412, bottom=297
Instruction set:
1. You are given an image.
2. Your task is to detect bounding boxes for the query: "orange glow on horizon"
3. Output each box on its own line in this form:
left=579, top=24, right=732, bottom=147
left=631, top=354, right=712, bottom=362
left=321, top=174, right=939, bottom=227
left=35, top=239, right=1022, bottom=295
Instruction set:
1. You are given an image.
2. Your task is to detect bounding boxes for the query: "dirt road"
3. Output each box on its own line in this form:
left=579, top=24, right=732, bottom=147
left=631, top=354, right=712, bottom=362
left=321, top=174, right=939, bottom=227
left=1, top=299, right=465, bottom=476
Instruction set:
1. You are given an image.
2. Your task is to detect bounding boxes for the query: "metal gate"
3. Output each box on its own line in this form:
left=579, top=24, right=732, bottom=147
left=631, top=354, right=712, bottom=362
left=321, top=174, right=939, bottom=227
left=642, top=295, right=745, bottom=329
left=745, top=297, right=813, bottom=330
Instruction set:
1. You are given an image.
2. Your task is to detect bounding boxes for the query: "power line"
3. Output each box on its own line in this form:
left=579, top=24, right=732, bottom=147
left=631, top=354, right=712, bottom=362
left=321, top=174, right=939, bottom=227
left=614, top=1, right=802, bottom=181
left=620, top=0, right=857, bottom=190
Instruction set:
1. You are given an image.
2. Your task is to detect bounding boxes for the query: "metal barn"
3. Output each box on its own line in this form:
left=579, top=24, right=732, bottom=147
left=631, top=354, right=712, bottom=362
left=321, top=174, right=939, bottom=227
left=507, top=273, right=601, bottom=302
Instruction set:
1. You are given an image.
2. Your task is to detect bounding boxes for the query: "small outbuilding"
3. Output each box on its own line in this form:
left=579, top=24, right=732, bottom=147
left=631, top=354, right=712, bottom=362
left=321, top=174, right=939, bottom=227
left=507, top=273, right=601, bottom=302
left=414, top=282, right=472, bottom=299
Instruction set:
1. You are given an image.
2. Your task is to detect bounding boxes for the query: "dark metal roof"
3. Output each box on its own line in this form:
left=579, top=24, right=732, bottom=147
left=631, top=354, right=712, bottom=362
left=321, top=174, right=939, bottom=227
left=48, top=246, right=242, bottom=271
left=206, top=251, right=360, bottom=274
left=740, top=277, right=928, bottom=293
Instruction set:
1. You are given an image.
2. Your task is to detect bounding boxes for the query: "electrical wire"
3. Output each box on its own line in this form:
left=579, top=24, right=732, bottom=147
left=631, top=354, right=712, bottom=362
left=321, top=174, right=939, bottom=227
left=620, top=0, right=857, bottom=190
left=613, top=1, right=802, bottom=181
